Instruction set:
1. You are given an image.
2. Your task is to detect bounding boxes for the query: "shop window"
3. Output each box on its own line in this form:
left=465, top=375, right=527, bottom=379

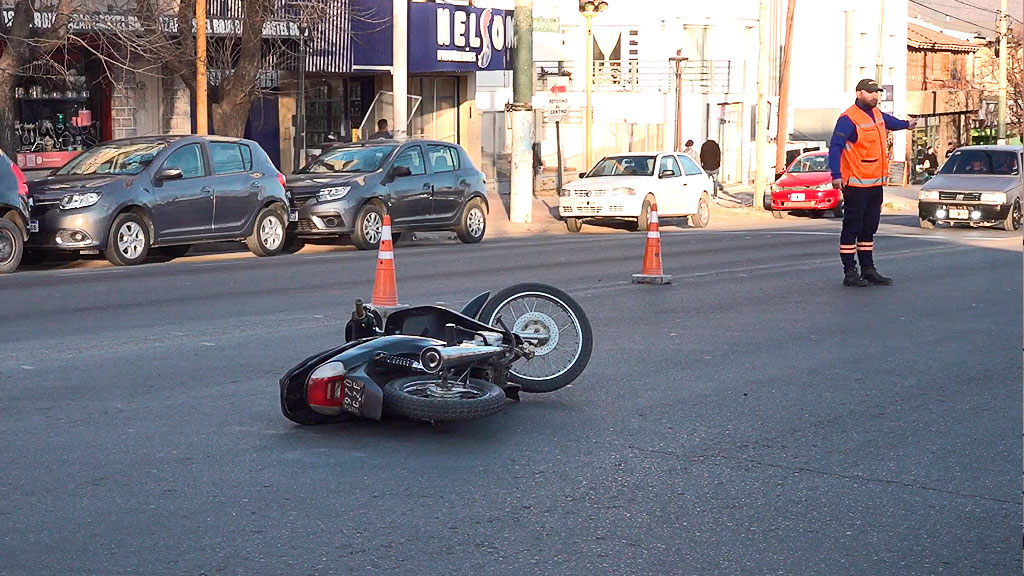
left=163, top=144, right=205, bottom=179
left=210, top=142, right=250, bottom=174
left=427, top=145, right=458, bottom=173
left=394, top=146, right=426, bottom=176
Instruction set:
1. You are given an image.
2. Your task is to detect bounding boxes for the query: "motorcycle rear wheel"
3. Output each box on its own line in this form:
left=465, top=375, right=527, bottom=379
left=383, top=376, right=505, bottom=423
left=478, top=283, right=593, bottom=393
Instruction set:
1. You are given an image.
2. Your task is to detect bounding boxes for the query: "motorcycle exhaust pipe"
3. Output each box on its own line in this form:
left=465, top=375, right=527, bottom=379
left=420, top=344, right=504, bottom=373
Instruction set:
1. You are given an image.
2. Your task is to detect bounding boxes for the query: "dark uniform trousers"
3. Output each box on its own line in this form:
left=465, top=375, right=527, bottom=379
left=839, top=185, right=883, bottom=270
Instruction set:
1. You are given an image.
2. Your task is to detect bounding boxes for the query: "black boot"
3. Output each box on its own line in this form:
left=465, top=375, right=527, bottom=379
left=843, top=268, right=869, bottom=287
left=861, top=266, right=893, bottom=286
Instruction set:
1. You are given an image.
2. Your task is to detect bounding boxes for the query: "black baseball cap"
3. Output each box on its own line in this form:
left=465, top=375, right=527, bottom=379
left=856, top=79, right=883, bottom=93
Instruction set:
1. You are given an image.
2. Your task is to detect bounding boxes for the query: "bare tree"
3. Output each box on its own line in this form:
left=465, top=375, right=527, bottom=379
left=975, top=27, right=1024, bottom=139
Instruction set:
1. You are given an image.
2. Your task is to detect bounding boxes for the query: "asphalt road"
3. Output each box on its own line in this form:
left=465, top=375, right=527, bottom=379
left=0, top=214, right=1020, bottom=575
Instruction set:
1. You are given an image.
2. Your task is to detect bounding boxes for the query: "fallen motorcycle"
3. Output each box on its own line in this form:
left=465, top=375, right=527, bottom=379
left=280, top=283, right=593, bottom=424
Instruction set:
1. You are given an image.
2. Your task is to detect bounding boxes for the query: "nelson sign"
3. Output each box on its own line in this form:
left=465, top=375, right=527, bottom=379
left=409, top=3, right=515, bottom=73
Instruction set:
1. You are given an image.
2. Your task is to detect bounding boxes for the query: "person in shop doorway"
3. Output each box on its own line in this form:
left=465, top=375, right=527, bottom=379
left=682, top=139, right=697, bottom=160
left=922, top=147, right=939, bottom=180
left=699, top=139, right=722, bottom=197
left=829, top=78, right=916, bottom=288
left=944, top=141, right=957, bottom=161
left=370, top=119, right=393, bottom=140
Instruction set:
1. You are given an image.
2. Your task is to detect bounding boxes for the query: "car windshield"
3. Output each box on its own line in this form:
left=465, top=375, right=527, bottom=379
left=587, top=156, right=656, bottom=177
left=301, top=145, right=396, bottom=174
left=788, top=155, right=829, bottom=173
left=938, top=150, right=1020, bottom=176
left=57, top=142, right=167, bottom=176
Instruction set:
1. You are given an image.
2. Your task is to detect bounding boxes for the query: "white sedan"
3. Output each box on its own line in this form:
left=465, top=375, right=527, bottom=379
left=558, top=152, right=714, bottom=233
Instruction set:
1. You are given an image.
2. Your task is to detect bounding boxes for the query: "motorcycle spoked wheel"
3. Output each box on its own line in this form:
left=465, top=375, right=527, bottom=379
left=383, top=375, right=505, bottom=423
left=478, top=283, right=593, bottom=393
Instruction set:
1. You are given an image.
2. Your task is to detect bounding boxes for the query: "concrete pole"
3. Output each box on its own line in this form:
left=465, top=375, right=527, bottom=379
left=392, top=0, right=408, bottom=140
left=844, top=10, right=855, bottom=92
left=670, top=51, right=686, bottom=151
left=195, top=0, right=208, bottom=135
left=754, top=0, right=770, bottom=208
left=997, top=0, right=1007, bottom=144
left=875, top=0, right=885, bottom=82
left=509, top=0, right=534, bottom=224
left=584, top=12, right=594, bottom=170
left=774, top=0, right=795, bottom=181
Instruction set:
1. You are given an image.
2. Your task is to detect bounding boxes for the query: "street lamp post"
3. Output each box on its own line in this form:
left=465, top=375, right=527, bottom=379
left=579, top=0, right=607, bottom=170
left=294, top=23, right=310, bottom=173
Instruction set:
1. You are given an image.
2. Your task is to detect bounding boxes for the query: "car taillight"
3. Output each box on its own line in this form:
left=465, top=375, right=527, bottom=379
left=11, top=163, right=28, bottom=196
left=277, top=172, right=287, bottom=189
left=306, top=361, right=346, bottom=415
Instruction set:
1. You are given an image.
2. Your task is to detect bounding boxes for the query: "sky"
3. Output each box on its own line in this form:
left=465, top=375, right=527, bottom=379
left=908, top=0, right=1024, bottom=38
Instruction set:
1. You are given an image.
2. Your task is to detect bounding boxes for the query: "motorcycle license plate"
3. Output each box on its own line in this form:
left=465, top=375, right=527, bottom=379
left=28, top=220, right=39, bottom=233
left=288, top=210, right=299, bottom=222
left=790, top=193, right=805, bottom=201
left=342, top=378, right=364, bottom=415
left=949, top=209, right=969, bottom=219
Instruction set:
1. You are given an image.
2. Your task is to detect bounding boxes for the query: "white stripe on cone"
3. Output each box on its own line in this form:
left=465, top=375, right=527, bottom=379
left=650, top=211, right=659, bottom=224
left=378, top=252, right=394, bottom=260
left=381, top=225, right=392, bottom=242
left=647, top=231, right=660, bottom=239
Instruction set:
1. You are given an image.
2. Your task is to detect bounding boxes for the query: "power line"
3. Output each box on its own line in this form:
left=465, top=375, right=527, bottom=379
left=908, top=0, right=998, bottom=32
left=912, top=0, right=1024, bottom=29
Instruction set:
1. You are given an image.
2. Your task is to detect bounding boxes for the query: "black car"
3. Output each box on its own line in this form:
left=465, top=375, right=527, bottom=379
left=0, top=150, right=31, bottom=273
left=26, top=135, right=290, bottom=266
left=287, top=139, right=489, bottom=249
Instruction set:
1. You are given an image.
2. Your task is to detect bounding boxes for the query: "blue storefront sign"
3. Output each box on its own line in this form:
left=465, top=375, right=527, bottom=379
left=408, top=3, right=515, bottom=73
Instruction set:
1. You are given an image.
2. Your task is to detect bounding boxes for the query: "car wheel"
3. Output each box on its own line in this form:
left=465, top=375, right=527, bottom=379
left=352, top=203, right=384, bottom=250
left=636, top=196, right=654, bottom=231
left=105, top=212, right=150, bottom=266
left=763, top=192, right=772, bottom=211
left=455, top=198, right=487, bottom=244
left=1001, top=199, right=1021, bottom=231
left=690, top=193, right=710, bottom=228
left=919, top=217, right=935, bottom=229
left=832, top=203, right=844, bottom=218
left=772, top=210, right=785, bottom=219
left=246, top=205, right=286, bottom=257
left=0, top=219, right=23, bottom=274
left=565, top=217, right=583, bottom=233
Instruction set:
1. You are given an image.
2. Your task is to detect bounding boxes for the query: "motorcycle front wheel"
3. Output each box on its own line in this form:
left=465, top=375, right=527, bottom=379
left=383, top=376, right=505, bottom=423
left=478, top=283, right=593, bottom=393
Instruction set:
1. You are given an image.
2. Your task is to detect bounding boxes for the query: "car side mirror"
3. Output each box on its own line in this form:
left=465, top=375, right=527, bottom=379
left=389, top=165, right=413, bottom=180
left=578, top=172, right=587, bottom=179
left=155, top=167, right=183, bottom=182
left=660, top=170, right=675, bottom=179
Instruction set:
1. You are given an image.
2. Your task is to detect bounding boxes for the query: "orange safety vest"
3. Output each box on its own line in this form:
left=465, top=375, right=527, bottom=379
left=839, top=104, right=889, bottom=187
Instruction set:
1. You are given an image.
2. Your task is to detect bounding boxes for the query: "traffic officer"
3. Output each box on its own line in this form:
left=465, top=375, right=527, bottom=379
left=829, top=79, right=916, bottom=287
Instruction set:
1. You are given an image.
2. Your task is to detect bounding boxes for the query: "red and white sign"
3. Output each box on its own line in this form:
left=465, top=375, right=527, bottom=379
left=547, top=78, right=570, bottom=120
left=17, top=151, right=82, bottom=171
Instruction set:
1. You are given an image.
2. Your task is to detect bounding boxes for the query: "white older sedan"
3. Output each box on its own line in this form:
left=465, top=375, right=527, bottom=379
left=558, top=152, right=714, bottom=233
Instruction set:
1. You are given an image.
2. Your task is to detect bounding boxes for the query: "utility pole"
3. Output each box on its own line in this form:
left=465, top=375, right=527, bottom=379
left=844, top=10, right=855, bottom=91
left=195, top=0, right=208, bottom=135
left=670, top=51, right=687, bottom=151
left=509, top=0, right=534, bottom=224
left=294, top=24, right=308, bottom=173
left=754, top=0, right=769, bottom=208
left=997, top=0, right=1008, bottom=144
left=774, top=0, right=795, bottom=182
left=579, top=1, right=607, bottom=170
left=875, top=0, right=885, bottom=82
left=392, top=0, right=408, bottom=140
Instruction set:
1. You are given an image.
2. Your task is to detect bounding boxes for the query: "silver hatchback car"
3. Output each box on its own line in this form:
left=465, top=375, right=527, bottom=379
left=918, top=145, right=1023, bottom=231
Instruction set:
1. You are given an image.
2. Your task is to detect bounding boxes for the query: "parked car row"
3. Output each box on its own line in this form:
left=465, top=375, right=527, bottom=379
left=0, top=136, right=490, bottom=273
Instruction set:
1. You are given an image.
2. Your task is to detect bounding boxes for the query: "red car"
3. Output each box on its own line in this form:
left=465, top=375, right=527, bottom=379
left=768, top=152, right=844, bottom=218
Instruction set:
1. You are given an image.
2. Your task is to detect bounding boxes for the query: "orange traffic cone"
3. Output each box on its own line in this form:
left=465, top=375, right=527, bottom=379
left=371, top=214, right=399, bottom=307
left=631, top=203, right=672, bottom=285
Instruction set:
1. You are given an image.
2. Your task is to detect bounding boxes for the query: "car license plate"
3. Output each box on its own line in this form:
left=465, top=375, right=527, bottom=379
left=28, top=220, right=39, bottom=233
left=949, top=209, right=969, bottom=219
left=288, top=210, right=298, bottom=222
left=790, top=193, right=805, bottom=201
left=342, top=378, right=364, bottom=415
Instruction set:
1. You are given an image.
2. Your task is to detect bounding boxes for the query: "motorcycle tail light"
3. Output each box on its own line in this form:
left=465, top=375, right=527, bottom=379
left=306, top=361, right=346, bottom=415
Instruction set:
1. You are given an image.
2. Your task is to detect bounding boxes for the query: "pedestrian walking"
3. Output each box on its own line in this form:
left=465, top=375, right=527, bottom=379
left=370, top=119, right=393, bottom=140
left=829, top=78, right=916, bottom=287
left=699, top=139, right=722, bottom=197
left=944, top=141, right=957, bottom=161
left=682, top=139, right=697, bottom=160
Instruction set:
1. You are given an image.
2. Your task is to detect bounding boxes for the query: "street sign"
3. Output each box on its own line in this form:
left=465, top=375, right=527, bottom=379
left=547, top=79, right=569, bottom=121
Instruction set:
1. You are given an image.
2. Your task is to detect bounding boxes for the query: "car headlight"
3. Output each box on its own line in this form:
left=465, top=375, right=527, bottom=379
left=919, top=190, right=939, bottom=201
left=980, top=192, right=1007, bottom=203
left=612, top=187, right=636, bottom=196
left=316, top=186, right=351, bottom=202
left=558, top=188, right=570, bottom=197
left=59, top=192, right=102, bottom=210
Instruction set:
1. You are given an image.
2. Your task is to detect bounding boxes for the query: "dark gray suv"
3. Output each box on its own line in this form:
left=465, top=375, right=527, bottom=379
left=287, top=140, right=488, bottom=250
left=26, top=135, right=290, bottom=266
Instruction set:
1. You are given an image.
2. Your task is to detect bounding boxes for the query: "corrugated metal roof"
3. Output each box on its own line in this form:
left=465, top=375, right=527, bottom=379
left=908, top=22, right=982, bottom=52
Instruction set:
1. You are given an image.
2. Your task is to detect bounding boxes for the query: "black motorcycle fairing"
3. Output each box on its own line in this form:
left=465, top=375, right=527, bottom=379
left=280, top=339, right=368, bottom=425
left=384, top=305, right=501, bottom=341
left=459, top=291, right=490, bottom=319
